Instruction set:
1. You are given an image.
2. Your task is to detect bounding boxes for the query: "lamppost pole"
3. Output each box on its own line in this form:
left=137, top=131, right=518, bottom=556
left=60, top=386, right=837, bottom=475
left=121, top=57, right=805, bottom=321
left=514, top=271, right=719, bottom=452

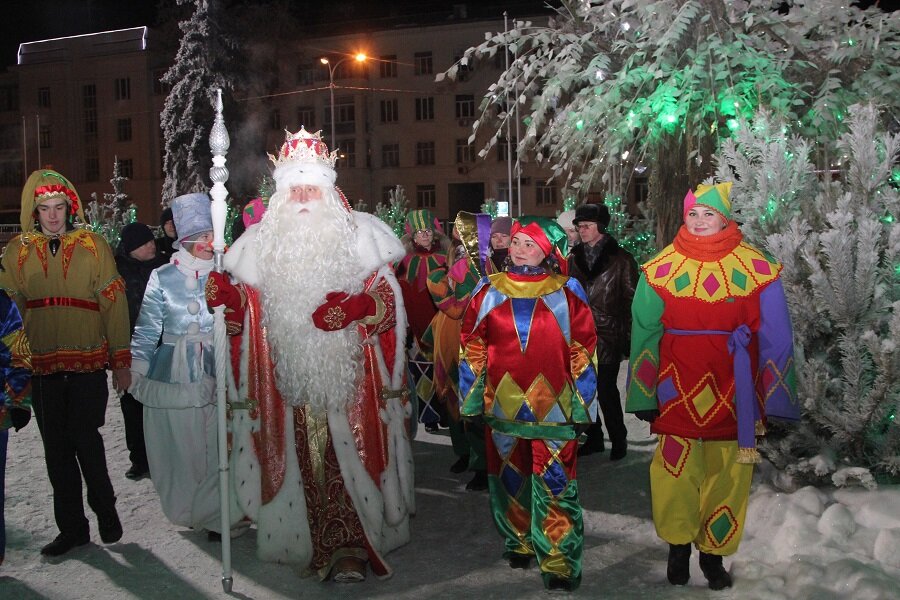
left=320, top=53, right=367, bottom=151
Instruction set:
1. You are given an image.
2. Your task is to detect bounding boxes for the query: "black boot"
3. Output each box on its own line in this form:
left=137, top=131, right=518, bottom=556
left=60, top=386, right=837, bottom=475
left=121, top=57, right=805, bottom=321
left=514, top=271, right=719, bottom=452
left=466, top=470, right=488, bottom=491
left=666, top=543, right=691, bottom=585
left=699, top=552, right=733, bottom=590
left=449, top=454, right=470, bottom=474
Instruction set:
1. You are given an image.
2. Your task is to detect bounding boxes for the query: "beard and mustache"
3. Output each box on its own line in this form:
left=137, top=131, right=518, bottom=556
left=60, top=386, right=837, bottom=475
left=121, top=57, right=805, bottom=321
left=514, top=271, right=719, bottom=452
left=255, top=189, right=365, bottom=411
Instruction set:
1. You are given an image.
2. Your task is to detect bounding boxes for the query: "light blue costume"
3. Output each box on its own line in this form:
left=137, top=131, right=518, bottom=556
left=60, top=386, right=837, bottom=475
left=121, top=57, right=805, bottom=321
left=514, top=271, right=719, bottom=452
left=129, top=251, right=231, bottom=533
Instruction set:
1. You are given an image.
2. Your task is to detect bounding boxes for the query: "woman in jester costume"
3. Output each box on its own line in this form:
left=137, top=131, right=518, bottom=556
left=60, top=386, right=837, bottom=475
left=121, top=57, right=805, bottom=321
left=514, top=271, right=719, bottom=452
left=459, top=216, right=597, bottom=592
left=394, top=209, right=450, bottom=431
left=625, top=182, right=799, bottom=590
left=425, top=212, right=493, bottom=489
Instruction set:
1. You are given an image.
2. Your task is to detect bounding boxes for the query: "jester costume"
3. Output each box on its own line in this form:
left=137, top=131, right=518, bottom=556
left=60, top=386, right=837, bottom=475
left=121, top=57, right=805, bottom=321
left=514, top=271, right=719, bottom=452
left=394, top=209, right=448, bottom=427
left=0, top=291, right=32, bottom=564
left=459, top=244, right=597, bottom=590
left=425, top=212, right=492, bottom=478
left=625, top=184, right=798, bottom=569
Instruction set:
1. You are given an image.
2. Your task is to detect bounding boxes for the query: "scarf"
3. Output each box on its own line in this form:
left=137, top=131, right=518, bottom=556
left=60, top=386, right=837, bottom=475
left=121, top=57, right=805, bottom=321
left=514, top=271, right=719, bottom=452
left=672, top=221, right=743, bottom=262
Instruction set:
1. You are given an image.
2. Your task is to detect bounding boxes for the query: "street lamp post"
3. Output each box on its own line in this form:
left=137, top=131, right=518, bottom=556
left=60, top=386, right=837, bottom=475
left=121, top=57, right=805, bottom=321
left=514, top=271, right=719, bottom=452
left=319, top=53, right=367, bottom=151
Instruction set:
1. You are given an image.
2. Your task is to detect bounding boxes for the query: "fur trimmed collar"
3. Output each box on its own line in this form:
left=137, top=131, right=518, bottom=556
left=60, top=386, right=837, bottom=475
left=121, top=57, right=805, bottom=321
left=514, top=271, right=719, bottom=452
left=571, top=235, right=622, bottom=280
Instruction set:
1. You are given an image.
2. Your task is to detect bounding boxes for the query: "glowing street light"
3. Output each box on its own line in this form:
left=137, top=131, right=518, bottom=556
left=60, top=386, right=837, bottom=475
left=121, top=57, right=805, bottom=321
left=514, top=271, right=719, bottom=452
left=320, top=53, right=367, bottom=150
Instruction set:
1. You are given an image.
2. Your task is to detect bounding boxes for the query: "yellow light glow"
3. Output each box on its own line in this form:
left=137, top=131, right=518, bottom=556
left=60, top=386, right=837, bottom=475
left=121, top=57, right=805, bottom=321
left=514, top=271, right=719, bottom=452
left=355, top=53, right=367, bottom=62
left=320, top=57, right=329, bottom=64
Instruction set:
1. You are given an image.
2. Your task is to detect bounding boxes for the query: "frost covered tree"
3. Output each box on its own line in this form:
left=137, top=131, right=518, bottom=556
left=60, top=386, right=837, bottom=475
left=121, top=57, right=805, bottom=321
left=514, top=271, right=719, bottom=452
left=712, top=104, right=899, bottom=485
left=85, top=157, right=136, bottom=248
left=448, top=0, right=899, bottom=245
left=160, top=0, right=236, bottom=205
left=375, top=185, right=409, bottom=238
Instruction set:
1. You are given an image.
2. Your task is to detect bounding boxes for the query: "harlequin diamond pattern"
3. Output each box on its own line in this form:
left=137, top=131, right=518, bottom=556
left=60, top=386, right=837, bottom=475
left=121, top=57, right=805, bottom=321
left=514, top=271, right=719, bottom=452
left=691, top=383, right=718, bottom=418
left=752, top=258, right=772, bottom=275
left=654, top=262, right=673, bottom=279
left=731, top=268, right=747, bottom=290
left=706, top=506, right=738, bottom=547
left=543, top=504, right=572, bottom=546
left=702, top=273, right=721, bottom=297
left=674, top=272, right=691, bottom=292
left=661, top=435, right=690, bottom=477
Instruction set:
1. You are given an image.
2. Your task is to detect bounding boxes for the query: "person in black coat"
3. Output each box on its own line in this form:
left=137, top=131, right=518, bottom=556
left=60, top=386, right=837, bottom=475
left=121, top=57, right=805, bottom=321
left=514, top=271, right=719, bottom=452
left=155, top=207, right=176, bottom=263
left=567, top=204, right=639, bottom=460
left=115, top=223, right=165, bottom=480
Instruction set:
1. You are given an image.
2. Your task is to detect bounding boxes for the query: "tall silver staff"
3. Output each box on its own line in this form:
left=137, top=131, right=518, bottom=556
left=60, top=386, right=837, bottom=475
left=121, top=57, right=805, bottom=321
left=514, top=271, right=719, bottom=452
left=208, top=87, right=233, bottom=593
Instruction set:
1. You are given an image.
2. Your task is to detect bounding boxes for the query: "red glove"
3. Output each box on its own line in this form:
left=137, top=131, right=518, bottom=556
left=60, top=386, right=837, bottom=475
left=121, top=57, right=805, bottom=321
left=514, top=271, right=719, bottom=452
left=205, top=272, right=242, bottom=312
left=312, top=291, right=376, bottom=331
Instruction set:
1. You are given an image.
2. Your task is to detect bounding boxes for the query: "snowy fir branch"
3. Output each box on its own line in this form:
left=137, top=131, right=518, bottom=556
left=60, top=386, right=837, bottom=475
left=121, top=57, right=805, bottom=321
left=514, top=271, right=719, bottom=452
left=725, top=104, right=899, bottom=485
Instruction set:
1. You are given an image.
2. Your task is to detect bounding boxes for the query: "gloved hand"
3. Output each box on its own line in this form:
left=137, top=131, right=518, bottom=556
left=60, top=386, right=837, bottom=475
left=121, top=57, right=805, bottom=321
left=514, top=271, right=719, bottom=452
left=205, top=272, right=242, bottom=312
left=312, top=291, right=376, bottom=331
left=634, top=409, right=660, bottom=424
left=10, top=406, right=31, bottom=431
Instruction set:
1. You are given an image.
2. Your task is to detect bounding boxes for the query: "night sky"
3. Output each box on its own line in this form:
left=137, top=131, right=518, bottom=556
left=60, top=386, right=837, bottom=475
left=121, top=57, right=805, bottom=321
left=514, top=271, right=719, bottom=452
left=2, top=0, right=159, bottom=69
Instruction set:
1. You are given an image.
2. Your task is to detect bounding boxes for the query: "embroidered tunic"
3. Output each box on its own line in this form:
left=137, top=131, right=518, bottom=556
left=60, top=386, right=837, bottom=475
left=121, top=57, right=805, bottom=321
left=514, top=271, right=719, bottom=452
left=0, top=229, right=130, bottom=374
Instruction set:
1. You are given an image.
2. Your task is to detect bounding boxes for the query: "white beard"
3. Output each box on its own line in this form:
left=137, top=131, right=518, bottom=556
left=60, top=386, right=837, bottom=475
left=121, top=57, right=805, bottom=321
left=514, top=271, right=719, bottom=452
left=255, top=189, right=365, bottom=411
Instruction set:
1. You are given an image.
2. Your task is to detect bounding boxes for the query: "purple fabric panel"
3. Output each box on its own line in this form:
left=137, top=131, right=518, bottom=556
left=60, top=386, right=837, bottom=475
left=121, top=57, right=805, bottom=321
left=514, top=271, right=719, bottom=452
left=758, top=279, right=800, bottom=420
left=476, top=213, right=492, bottom=273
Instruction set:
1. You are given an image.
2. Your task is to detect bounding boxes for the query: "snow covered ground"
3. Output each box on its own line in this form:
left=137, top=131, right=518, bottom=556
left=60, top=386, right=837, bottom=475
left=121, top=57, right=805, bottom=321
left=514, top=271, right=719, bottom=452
left=2, top=373, right=899, bottom=599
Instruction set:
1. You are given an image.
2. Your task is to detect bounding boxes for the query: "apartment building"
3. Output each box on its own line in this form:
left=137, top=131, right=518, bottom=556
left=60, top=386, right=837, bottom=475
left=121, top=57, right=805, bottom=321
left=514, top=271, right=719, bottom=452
left=1, top=27, right=169, bottom=222
left=0, top=10, right=566, bottom=227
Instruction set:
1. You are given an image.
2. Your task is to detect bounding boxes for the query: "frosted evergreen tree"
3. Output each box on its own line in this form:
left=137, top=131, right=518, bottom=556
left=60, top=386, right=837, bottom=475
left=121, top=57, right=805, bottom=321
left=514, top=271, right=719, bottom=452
left=375, top=185, right=409, bottom=238
left=712, top=104, right=900, bottom=485
left=85, top=157, right=136, bottom=248
left=446, top=0, right=900, bottom=246
left=160, top=0, right=235, bottom=205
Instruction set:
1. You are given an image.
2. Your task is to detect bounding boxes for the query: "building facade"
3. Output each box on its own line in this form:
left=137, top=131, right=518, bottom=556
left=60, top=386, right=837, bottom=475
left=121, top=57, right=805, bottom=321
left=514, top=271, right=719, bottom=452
left=1, top=12, right=572, bottom=229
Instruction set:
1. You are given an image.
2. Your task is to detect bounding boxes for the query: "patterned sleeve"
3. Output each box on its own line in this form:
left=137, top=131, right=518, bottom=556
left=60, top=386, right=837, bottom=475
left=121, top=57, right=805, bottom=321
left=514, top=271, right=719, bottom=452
left=361, top=271, right=398, bottom=336
left=566, top=278, right=599, bottom=424
left=757, top=278, right=799, bottom=420
left=625, top=272, right=665, bottom=413
left=130, top=268, right=165, bottom=376
left=0, top=291, right=32, bottom=428
left=457, top=279, right=491, bottom=417
left=94, top=236, right=131, bottom=369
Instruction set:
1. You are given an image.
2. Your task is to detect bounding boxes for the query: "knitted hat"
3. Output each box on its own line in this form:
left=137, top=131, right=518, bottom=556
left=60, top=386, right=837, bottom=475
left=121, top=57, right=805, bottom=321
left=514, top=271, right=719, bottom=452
left=572, top=203, right=610, bottom=228
left=490, top=216, right=513, bottom=236
left=556, top=210, right=576, bottom=229
left=119, top=222, right=155, bottom=254
left=405, top=208, right=443, bottom=235
left=511, top=215, right=569, bottom=273
left=269, top=127, right=340, bottom=192
left=171, top=192, right=212, bottom=250
left=683, top=182, right=733, bottom=222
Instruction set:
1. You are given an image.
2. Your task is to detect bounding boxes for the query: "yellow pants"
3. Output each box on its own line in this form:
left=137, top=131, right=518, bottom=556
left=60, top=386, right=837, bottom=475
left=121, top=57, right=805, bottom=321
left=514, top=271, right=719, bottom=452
left=650, top=435, right=753, bottom=555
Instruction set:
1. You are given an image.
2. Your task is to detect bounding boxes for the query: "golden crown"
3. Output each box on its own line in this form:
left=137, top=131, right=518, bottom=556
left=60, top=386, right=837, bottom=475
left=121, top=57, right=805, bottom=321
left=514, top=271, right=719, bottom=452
left=268, top=127, right=338, bottom=168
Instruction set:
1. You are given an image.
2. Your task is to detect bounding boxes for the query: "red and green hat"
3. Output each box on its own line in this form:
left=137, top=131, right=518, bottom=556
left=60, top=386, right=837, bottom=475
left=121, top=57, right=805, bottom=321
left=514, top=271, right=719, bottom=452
left=510, top=215, right=569, bottom=274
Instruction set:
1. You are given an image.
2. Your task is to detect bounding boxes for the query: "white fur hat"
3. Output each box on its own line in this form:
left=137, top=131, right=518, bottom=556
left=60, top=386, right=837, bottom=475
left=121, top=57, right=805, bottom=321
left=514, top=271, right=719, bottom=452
left=269, top=127, right=338, bottom=191
left=557, top=209, right=576, bottom=229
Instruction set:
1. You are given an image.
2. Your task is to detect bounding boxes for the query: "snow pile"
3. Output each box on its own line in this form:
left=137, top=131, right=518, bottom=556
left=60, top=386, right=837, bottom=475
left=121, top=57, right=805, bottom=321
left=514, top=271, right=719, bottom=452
left=735, top=483, right=900, bottom=599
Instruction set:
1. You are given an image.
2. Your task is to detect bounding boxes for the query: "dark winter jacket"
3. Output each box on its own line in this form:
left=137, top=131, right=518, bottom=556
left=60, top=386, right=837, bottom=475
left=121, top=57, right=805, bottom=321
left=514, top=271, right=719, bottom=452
left=115, top=250, right=166, bottom=333
left=155, top=235, right=175, bottom=264
left=568, top=236, right=638, bottom=364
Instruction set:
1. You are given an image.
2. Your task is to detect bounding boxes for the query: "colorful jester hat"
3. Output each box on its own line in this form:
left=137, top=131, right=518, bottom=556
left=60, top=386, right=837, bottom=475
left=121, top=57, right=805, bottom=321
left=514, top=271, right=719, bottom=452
left=405, top=208, right=443, bottom=236
left=683, top=181, right=733, bottom=224
left=21, top=169, right=86, bottom=232
left=511, top=215, right=569, bottom=275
